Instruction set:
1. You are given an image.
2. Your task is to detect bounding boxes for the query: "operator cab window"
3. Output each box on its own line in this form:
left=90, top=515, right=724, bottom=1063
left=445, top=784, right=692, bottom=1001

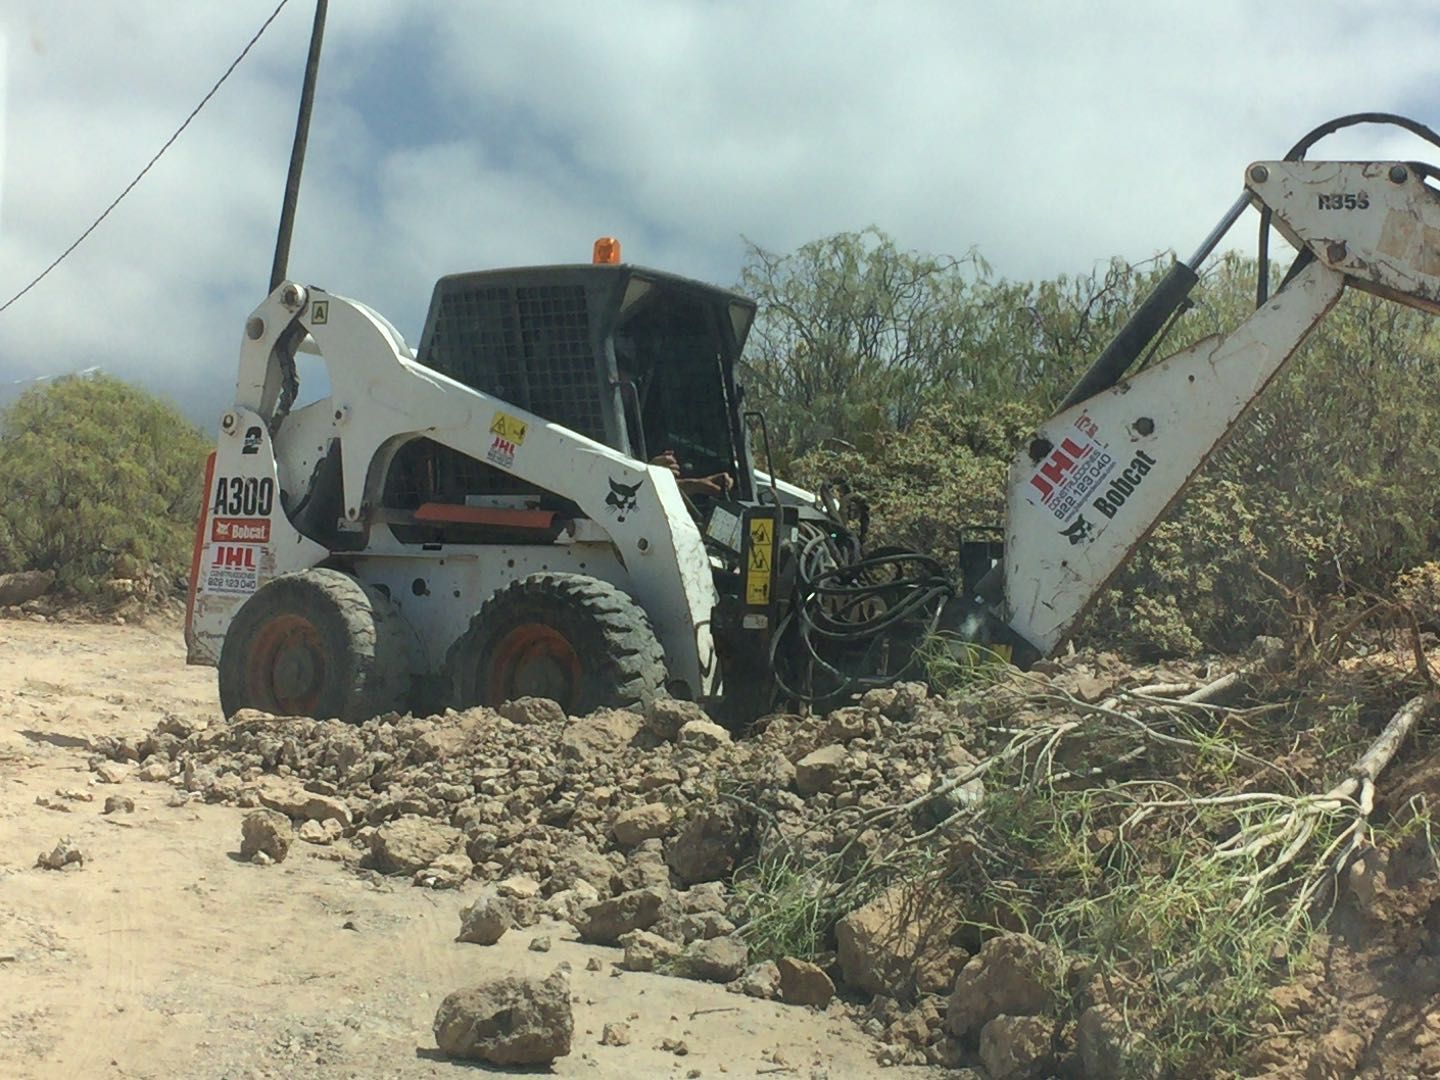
left=613, top=293, right=738, bottom=482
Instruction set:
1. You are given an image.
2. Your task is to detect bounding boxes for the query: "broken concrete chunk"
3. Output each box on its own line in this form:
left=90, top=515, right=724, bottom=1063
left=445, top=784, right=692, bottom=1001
left=676, top=719, right=731, bottom=752
left=836, top=885, right=961, bottom=1000
left=978, top=1014, right=1056, bottom=1080
left=778, top=956, right=835, bottom=1008
left=945, top=933, right=1058, bottom=1037
left=600, top=1021, right=631, bottom=1046
left=619, top=929, right=682, bottom=972
left=297, top=817, right=342, bottom=845
left=674, top=935, right=749, bottom=983
left=645, top=698, right=708, bottom=741
left=575, top=887, right=668, bottom=945
left=367, top=816, right=462, bottom=875
left=738, top=960, right=781, bottom=999
left=795, top=745, right=848, bottom=796
left=611, top=803, right=676, bottom=847
left=415, top=851, right=474, bottom=889
left=94, top=761, right=130, bottom=784
left=666, top=805, right=749, bottom=885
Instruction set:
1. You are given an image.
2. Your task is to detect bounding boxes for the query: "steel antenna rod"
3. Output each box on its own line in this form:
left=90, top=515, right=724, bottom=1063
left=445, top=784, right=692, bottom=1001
left=269, top=0, right=328, bottom=292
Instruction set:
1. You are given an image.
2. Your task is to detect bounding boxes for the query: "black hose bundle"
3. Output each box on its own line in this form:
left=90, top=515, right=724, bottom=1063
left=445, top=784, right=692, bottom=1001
left=771, top=525, right=954, bottom=704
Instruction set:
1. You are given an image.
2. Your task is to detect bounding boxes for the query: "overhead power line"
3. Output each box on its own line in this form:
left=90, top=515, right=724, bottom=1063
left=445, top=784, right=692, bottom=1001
left=0, top=0, right=294, bottom=316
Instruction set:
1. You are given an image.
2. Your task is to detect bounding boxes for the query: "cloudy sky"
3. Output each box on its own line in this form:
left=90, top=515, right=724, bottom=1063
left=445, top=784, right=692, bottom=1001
left=2, top=0, right=1438, bottom=424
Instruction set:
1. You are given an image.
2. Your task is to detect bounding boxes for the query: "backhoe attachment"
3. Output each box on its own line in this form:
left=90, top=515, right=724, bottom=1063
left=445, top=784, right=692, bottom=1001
left=995, top=134, right=1440, bottom=657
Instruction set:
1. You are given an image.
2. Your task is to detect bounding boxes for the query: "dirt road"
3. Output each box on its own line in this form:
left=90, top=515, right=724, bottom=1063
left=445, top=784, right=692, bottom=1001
left=0, top=617, right=915, bottom=1079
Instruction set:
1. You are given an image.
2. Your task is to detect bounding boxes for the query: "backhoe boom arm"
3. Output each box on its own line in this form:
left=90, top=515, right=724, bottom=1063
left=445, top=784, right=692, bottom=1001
left=999, top=160, right=1440, bottom=656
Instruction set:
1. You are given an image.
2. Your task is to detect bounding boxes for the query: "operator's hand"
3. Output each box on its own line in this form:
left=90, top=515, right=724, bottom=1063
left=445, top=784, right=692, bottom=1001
left=649, top=450, right=682, bottom=477
left=650, top=450, right=732, bottom=497
left=678, top=472, right=734, bottom=498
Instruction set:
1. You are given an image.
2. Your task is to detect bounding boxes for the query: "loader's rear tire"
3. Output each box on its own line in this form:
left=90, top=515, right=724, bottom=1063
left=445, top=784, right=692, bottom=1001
left=448, top=572, right=667, bottom=715
left=218, top=568, right=411, bottom=722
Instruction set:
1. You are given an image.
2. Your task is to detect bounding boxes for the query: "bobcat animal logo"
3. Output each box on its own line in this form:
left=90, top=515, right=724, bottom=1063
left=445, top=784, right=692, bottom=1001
left=606, top=477, right=642, bottom=522
left=1060, top=515, right=1094, bottom=546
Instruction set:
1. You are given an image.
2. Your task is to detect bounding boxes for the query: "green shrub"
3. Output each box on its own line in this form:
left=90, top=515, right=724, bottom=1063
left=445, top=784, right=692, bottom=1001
left=790, top=399, right=1038, bottom=558
left=748, top=233, right=1440, bottom=657
left=0, top=374, right=211, bottom=598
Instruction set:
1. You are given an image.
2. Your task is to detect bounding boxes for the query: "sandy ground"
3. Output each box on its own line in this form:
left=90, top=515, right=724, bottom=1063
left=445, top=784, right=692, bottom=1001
left=0, top=617, right=921, bottom=1079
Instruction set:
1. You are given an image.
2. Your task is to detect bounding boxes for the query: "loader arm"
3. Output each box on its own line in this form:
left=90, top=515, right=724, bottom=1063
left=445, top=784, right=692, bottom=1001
left=997, top=157, right=1440, bottom=658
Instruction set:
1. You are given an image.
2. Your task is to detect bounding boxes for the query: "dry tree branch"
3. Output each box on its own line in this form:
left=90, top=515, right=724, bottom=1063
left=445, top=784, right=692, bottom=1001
left=729, top=650, right=1429, bottom=976
left=1334, top=693, right=1428, bottom=816
left=1402, top=605, right=1437, bottom=692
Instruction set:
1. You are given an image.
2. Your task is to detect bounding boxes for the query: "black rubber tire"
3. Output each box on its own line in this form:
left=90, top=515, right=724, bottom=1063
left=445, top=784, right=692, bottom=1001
left=218, top=568, right=412, bottom=722
left=447, top=572, right=668, bottom=715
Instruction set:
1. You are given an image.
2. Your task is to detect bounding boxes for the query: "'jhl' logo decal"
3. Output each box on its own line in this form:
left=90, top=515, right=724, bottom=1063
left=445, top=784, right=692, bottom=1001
left=1029, top=437, right=1091, bottom=504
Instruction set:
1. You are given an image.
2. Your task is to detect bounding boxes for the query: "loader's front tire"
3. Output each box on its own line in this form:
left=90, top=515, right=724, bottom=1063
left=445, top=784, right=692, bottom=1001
left=448, top=573, right=667, bottom=715
left=218, top=568, right=411, bottom=722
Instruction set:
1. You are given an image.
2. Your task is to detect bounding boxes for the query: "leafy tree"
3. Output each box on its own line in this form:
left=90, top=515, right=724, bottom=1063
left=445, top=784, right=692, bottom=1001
left=738, top=229, right=1177, bottom=462
left=739, top=228, right=996, bottom=459
left=753, top=230, right=1440, bottom=656
left=0, top=374, right=211, bottom=597
left=790, top=398, right=1039, bottom=557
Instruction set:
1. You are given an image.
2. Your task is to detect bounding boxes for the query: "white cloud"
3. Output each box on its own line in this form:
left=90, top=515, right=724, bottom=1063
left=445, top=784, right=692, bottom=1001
left=1, top=0, right=1439, bottom=422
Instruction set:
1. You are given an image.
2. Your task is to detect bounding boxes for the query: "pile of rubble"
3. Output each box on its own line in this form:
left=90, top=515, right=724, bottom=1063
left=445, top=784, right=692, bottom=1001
left=89, top=682, right=992, bottom=895
left=0, top=564, right=181, bottom=624
left=91, top=661, right=1148, bottom=1077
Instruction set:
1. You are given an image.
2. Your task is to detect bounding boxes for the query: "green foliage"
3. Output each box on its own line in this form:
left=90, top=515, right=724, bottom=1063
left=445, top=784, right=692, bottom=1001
left=732, top=854, right=850, bottom=963
left=740, top=231, right=1176, bottom=464
left=1395, top=561, right=1440, bottom=629
left=1037, top=795, right=1328, bottom=1074
left=742, top=232, right=1440, bottom=656
left=940, top=693, right=1363, bottom=1076
left=918, top=632, right=1017, bottom=694
left=790, top=398, right=1038, bottom=561
left=0, top=374, right=210, bottom=597
left=741, top=228, right=1001, bottom=461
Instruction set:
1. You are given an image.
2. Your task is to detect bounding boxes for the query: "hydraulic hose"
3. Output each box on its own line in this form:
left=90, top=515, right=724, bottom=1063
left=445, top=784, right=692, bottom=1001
left=771, top=525, right=954, bottom=704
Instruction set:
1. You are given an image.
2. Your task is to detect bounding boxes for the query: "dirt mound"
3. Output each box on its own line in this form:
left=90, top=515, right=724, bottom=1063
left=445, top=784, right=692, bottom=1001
left=90, top=680, right=1004, bottom=1066
left=90, top=643, right=1440, bottom=1076
left=89, top=683, right=977, bottom=899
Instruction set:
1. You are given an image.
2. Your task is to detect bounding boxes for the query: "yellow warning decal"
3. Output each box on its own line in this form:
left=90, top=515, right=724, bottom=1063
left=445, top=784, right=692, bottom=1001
left=489, top=412, right=528, bottom=445
left=748, top=519, right=773, bottom=565
left=745, top=517, right=775, bottom=606
left=749, top=543, right=772, bottom=575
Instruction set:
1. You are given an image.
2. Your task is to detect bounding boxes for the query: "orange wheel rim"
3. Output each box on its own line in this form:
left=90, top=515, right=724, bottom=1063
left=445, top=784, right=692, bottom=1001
left=487, top=623, right=582, bottom=710
left=246, top=613, right=326, bottom=715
